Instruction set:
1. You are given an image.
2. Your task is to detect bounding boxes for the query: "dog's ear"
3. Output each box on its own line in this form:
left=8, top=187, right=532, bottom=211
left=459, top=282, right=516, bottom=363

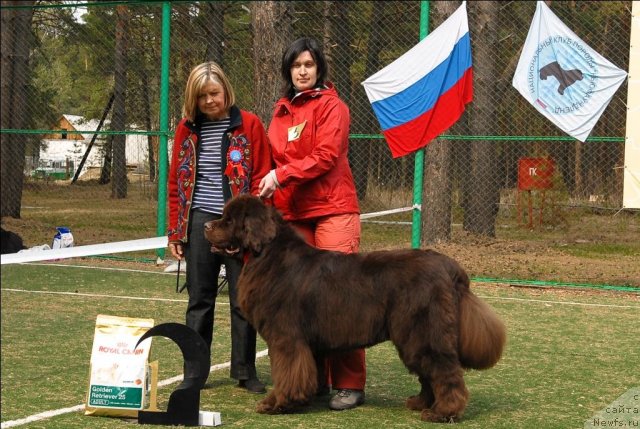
left=241, top=198, right=278, bottom=254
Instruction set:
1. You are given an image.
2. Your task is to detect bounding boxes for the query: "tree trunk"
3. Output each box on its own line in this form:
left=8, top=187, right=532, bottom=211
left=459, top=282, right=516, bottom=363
left=0, top=1, right=35, bottom=219
left=250, top=1, right=292, bottom=126
left=422, top=138, right=453, bottom=243
left=323, top=1, right=353, bottom=105
left=99, top=136, right=112, bottom=184
left=323, top=1, right=362, bottom=199
left=138, top=62, right=156, bottom=183
left=141, top=72, right=156, bottom=183
left=462, top=1, right=500, bottom=237
left=172, top=7, right=195, bottom=128
left=351, top=1, right=386, bottom=200
left=421, top=1, right=458, bottom=244
left=111, top=4, right=129, bottom=198
left=201, top=1, right=226, bottom=65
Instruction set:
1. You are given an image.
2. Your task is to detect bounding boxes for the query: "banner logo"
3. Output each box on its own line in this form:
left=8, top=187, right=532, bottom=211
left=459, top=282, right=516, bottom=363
left=528, top=36, right=598, bottom=116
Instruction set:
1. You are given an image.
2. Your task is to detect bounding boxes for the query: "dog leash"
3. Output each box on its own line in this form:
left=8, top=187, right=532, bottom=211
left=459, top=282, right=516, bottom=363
left=175, top=260, right=181, bottom=293
left=176, top=260, right=187, bottom=293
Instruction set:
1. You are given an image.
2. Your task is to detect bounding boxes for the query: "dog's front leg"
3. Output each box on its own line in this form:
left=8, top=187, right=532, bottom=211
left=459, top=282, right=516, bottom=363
left=256, top=391, right=280, bottom=414
left=256, top=340, right=317, bottom=414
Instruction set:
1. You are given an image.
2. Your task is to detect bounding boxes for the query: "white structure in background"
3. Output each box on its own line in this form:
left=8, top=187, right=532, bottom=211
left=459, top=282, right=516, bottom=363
left=623, top=0, right=639, bottom=209
left=35, top=114, right=150, bottom=179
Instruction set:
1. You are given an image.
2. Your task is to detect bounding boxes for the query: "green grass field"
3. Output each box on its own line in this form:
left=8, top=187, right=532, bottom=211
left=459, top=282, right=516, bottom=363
left=1, top=261, right=638, bottom=428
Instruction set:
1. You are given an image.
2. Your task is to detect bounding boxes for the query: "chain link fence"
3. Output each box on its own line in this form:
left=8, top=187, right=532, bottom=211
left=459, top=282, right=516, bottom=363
left=1, top=1, right=637, bottom=286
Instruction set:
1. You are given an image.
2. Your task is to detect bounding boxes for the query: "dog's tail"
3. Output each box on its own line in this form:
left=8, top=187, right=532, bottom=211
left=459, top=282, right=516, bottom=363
left=458, top=290, right=506, bottom=370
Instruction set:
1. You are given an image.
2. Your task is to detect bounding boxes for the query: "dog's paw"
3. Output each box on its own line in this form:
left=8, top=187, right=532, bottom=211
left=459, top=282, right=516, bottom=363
left=256, top=394, right=278, bottom=414
left=256, top=392, right=306, bottom=414
left=256, top=405, right=278, bottom=414
left=406, top=394, right=431, bottom=411
left=420, top=409, right=461, bottom=423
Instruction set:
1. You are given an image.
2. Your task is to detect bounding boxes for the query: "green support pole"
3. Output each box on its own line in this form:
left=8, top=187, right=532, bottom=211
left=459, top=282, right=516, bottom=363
left=156, top=1, right=171, bottom=262
left=411, top=0, right=430, bottom=249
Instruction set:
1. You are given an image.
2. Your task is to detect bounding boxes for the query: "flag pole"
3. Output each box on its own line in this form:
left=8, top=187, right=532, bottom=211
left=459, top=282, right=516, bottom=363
left=156, top=1, right=171, bottom=263
left=411, top=0, right=430, bottom=249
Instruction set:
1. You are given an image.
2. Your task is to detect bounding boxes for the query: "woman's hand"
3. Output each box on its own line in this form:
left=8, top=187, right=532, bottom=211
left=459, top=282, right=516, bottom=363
left=258, top=169, right=279, bottom=198
left=168, top=242, right=184, bottom=261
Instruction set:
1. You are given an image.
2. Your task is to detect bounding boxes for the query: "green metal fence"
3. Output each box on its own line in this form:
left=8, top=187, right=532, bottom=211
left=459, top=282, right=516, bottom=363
left=1, top=1, right=637, bottom=287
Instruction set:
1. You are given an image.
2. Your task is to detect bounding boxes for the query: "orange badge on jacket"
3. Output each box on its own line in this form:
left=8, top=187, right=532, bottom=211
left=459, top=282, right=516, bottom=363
left=287, top=121, right=307, bottom=141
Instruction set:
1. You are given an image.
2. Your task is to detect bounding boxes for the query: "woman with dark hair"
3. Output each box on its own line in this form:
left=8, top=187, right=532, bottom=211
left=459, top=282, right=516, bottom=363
left=259, top=37, right=366, bottom=411
left=279, top=37, right=329, bottom=99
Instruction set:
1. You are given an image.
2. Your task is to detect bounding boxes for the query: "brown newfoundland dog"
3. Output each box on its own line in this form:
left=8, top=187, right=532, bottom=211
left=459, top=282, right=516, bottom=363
left=205, top=195, right=506, bottom=423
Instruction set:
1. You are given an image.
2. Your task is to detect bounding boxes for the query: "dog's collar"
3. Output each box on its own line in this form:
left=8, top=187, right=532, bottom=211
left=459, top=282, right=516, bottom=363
left=243, top=249, right=262, bottom=265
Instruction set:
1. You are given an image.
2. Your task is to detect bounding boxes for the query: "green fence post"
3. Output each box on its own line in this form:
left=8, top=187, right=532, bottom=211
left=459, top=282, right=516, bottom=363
left=411, top=0, right=430, bottom=249
left=156, top=1, right=171, bottom=262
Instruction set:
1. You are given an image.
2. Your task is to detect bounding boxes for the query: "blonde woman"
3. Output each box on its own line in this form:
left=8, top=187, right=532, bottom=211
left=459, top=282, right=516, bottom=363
left=168, top=62, right=271, bottom=393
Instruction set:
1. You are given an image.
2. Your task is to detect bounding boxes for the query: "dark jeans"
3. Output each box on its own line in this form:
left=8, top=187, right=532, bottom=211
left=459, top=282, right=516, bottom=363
left=184, top=209, right=259, bottom=381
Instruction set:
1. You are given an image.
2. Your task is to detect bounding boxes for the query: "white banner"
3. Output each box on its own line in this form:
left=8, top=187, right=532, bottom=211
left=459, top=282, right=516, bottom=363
left=0, top=236, right=167, bottom=265
left=623, top=0, right=640, bottom=209
left=513, top=1, right=627, bottom=142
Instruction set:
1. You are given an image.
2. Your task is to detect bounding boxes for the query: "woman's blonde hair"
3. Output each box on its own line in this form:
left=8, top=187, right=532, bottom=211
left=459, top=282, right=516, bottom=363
left=182, top=62, right=236, bottom=122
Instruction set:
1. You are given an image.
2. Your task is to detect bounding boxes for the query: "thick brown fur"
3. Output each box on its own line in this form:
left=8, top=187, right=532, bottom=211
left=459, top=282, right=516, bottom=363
left=205, top=195, right=506, bottom=423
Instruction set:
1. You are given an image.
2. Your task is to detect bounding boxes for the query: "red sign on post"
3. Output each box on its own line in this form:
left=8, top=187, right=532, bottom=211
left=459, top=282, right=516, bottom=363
left=518, top=157, right=555, bottom=190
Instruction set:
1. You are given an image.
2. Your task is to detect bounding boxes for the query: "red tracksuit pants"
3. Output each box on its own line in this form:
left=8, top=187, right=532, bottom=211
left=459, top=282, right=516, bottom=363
left=291, top=213, right=367, bottom=390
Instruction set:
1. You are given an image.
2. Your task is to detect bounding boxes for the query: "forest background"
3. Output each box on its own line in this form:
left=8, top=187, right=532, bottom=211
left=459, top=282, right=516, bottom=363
left=0, top=1, right=638, bottom=288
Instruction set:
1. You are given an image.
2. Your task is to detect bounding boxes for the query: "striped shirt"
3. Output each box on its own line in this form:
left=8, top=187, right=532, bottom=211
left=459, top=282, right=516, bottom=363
left=192, top=118, right=230, bottom=214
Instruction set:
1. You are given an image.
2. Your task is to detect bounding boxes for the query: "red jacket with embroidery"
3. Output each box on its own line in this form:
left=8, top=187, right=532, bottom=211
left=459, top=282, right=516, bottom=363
left=168, top=106, right=271, bottom=243
left=268, top=83, right=359, bottom=221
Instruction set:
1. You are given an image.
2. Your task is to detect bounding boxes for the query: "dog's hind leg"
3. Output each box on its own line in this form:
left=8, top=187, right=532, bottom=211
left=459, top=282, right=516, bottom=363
left=402, top=353, right=467, bottom=422
left=257, top=340, right=317, bottom=414
left=396, top=298, right=469, bottom=422
left=420, top=359, right=468, bottom=423
left=405, top=375, right=434, bottom=411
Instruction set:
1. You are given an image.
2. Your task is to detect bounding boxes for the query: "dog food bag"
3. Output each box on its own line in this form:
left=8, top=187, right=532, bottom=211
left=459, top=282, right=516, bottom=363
left=85, top=315, right=154, bottom=417
left=52, top=226, right=74, bottom=249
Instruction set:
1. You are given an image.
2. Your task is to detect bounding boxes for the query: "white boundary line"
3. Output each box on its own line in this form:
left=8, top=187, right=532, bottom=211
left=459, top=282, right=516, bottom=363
left=478, top=295, right=639, bottom=309
left=0, top=350, right=269, bottom=429
left=1, top=288, right=192, bottom=304
left=24, top=262, right=176, bottom=275
left=1, top=405, right=87, bottom=428
left=3, top=289, right=637, bottom=309
left=156, top=350, right=269, bottom=388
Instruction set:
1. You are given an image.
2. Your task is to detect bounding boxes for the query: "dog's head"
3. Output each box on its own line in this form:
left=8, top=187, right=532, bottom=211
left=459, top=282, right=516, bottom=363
left=204, top=195, right=279, bottom=257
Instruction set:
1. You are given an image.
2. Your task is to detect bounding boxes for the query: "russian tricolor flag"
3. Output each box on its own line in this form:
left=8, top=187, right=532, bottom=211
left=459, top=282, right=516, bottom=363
left=362, top=3, right=473, bottom=158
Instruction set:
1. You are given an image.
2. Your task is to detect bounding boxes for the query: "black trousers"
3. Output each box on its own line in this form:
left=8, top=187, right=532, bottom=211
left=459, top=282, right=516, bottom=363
left=184, top=209, right=259, bottom=381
